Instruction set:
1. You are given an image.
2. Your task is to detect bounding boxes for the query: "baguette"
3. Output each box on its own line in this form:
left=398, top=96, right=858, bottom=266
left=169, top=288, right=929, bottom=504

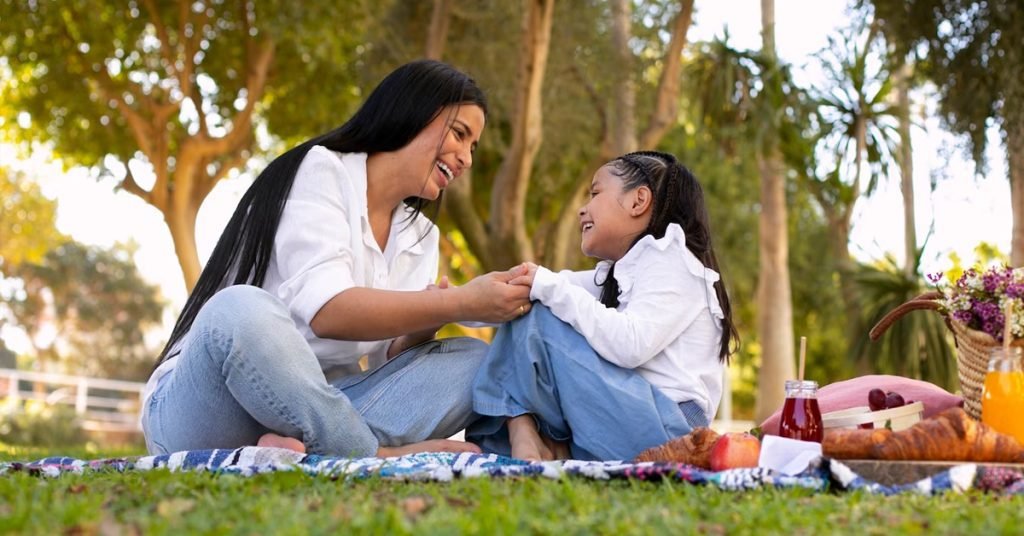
left=823, top=407, right=1024, bottom=462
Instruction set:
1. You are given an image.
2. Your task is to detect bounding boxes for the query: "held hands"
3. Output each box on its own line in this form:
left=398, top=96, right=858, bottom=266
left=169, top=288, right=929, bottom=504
left=455, top=264, right=534, bottom=323
left=508, top=262, right=538, bottom=287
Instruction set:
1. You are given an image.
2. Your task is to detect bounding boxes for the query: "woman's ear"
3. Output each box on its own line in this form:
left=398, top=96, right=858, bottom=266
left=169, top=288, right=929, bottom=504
left=631, top=185, right=653, bottom=217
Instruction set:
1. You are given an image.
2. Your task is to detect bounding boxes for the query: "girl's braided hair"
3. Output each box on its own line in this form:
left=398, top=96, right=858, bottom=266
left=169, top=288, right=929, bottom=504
left=598, top=151, right=738, bottom=362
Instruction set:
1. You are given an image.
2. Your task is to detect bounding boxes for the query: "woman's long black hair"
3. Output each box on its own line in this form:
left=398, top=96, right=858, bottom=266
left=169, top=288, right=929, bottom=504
left=597, top=151, right=739, bottom=362
left=156, top=60, right=487, bottom=365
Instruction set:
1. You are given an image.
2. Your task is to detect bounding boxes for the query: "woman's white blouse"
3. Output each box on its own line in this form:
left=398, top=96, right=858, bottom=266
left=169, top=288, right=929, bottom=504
left=144, top=146, right=439, bottom=404
left=267, top=147, right=438, bottom=370
left=529, top=223, right=725, bottom=418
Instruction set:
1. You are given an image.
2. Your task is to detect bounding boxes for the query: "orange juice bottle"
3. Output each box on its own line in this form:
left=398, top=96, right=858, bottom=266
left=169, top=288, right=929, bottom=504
left=981, top=347, right=1024, bottom=444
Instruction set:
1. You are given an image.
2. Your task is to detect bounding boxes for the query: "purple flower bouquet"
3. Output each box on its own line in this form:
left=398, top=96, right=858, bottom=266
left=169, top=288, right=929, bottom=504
left=929, top=265, right=1023, bottom=343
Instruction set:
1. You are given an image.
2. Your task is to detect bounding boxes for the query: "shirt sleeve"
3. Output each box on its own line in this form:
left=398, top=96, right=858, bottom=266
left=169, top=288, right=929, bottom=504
left=530, top=253, right=709, bottom=369
left=272, top=146, right=360, bottom=326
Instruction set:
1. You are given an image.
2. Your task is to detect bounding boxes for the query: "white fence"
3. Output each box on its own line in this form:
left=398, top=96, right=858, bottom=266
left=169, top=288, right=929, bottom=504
left=0, top=368, right=144, bottom=433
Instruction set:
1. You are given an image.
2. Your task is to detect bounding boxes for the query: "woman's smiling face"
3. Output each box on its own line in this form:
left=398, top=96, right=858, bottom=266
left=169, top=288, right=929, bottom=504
left=397, top=104, right=485, bottom=200
left=578, top=165, right=652, bottom=261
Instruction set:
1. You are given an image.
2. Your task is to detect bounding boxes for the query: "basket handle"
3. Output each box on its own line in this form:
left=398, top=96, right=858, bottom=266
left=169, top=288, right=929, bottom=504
left=868, top=290, right=944, bottom=341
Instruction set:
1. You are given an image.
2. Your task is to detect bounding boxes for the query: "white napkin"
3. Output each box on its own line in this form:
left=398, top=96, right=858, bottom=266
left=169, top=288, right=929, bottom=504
left=758, top=435, right=823, bottom=475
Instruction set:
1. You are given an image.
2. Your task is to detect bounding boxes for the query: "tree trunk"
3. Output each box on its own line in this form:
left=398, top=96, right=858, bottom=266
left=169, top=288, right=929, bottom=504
left=164, top=198, right=202, bottom=292
left=487, top=0, right=555, bottom=270
left=754, top=0, right=795, bottom=423
left=831, top=207, right=864, bottom=371
left=754, top=149, right=795, bottom=422
left=425, top=0, right=453, bottom=60
left=1008, top=123, right=1024, bottom=267
left=895, top=60, right=917, bottom=276
left=609, top=0, right=637, bottom=155
left=549, top=155, right=609, bottom=268
left=547, top=0, right=694, bottom=267
left=109, top=4, right=273, bottom=292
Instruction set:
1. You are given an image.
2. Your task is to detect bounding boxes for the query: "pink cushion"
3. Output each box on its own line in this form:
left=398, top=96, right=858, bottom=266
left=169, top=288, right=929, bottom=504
left=759, top=375, right=964, bottom=435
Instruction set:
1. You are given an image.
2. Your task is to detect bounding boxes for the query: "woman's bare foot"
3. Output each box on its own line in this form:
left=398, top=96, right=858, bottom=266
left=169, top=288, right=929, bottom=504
left=508, top=415, right=553, bottom=461
left=257, top=433, right=306, bottom=453
left=377, top=439, right=482, bottom=458
left=542, top=434, right=571, bottom=460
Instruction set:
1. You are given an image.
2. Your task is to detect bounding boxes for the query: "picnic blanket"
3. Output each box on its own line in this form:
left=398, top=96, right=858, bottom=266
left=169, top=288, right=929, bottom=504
left=2, top=448, right=1023, bottom=496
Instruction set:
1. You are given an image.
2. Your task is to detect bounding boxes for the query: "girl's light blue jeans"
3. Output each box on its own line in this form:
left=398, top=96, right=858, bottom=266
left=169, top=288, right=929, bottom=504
left=141, top=285, right=486, bottom=457
left=467, top=304, right=707, bottom=461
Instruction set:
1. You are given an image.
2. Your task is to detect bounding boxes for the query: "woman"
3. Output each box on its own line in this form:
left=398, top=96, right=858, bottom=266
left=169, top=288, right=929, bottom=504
left=142, top=60, right=532, bottom=458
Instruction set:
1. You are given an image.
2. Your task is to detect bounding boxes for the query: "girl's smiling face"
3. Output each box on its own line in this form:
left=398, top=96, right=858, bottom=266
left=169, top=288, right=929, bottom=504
left=578, top=165, right=653, bottom=261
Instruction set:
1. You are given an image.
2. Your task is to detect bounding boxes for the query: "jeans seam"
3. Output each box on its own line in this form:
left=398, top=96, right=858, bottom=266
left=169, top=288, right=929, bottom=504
left=355, top=351, right=426, bottom=415
left=144, top=389, right=169, bottom=454
left=207, top=324, right=318, bottom=452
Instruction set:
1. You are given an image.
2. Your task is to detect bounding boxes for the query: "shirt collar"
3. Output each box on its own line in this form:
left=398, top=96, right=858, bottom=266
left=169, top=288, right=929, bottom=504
left=340, top=152, right=427, bottom=257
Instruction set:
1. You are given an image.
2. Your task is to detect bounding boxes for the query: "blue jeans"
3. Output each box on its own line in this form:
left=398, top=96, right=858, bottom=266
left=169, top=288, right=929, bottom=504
left=142, top=286, right=486, bottom=457
left=467, top=305, right=706, bottom=461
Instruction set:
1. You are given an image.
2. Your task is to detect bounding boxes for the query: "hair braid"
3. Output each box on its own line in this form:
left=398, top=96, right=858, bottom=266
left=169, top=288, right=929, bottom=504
left=597, top=150, right=739, bottom=362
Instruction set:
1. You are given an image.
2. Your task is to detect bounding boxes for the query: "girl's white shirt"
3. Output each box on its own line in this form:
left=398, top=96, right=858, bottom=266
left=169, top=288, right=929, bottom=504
left=530, top=223, right=725, bottom=420
left=143, top=146, right=439, bottom=404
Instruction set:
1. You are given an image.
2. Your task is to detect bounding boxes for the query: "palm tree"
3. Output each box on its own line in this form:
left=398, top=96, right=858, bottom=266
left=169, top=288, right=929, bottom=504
left=807, top=21, right=899, bottom=370
left=685, top=18, right=815, bottom=421
left=753, top=0, right=797, bottom=422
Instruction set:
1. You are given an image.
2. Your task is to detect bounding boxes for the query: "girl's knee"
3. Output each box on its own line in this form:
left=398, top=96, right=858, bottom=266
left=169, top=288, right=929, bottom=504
left=523, top=302, right=558, bottom=323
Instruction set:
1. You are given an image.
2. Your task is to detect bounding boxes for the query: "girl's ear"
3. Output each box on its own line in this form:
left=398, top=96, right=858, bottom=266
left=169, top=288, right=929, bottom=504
left=631, top=185, right=653, bottom=217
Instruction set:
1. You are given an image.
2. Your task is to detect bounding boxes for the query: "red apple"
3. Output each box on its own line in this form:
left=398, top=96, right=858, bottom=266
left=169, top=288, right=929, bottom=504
left=708, top=432, right=761, bottom=471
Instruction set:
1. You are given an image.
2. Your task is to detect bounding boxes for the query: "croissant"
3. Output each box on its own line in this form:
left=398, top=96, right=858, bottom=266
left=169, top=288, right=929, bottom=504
left=634, top=427, right=720, bottom=468
left=823, top=407, right=1024, bottom=462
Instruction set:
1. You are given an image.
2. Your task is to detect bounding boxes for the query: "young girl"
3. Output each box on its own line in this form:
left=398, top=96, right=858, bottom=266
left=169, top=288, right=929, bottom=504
left=467, top=151, right=739, bottom=461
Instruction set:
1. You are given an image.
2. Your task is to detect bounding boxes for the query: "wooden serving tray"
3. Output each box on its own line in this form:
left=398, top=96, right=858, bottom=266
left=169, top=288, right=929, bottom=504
left=837, top=459, right=1024, bottom=486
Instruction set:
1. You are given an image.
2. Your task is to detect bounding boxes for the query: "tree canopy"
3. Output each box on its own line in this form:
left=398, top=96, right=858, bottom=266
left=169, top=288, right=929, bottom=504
left=0, top=168, right=64, bottom=268
left=0, top=0, right=368, bottom=288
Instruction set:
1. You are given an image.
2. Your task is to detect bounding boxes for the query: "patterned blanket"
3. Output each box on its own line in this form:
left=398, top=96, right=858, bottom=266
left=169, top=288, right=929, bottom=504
left=2, top=448, right=1023, bottom=496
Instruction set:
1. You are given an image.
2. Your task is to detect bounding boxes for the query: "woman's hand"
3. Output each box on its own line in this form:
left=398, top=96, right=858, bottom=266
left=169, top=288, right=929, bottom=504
left=454, top=266, right=533, bottom=323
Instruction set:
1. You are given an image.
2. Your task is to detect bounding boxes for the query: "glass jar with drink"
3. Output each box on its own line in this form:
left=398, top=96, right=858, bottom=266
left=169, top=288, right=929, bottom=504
left=779, top=379, right=823, bottom=443
left=981, top=347, right=1024, bottom=444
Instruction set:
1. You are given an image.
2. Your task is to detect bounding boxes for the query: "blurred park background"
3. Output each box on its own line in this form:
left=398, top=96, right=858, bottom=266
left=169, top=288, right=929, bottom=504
left=0, top=0, right=1021, bottom=449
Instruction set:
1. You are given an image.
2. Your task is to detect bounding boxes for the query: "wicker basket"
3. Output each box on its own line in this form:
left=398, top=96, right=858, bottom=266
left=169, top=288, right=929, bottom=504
left=869, top=291, right=1024, bottom=420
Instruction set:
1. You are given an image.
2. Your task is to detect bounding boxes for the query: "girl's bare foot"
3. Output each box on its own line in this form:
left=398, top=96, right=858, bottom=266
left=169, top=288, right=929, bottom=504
left=542, top=434, right=571, bottom=460
left=508, top=415, right=553, bottom=461
left=257, top=433, right=306, bottom=453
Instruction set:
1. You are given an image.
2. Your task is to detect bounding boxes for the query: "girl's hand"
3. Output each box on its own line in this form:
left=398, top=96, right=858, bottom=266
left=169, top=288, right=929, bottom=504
left=508, top=262, right=538, bottom=287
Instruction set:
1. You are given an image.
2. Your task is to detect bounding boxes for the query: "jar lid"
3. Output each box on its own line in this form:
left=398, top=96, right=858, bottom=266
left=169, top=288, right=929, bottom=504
left=784, top=379, right=818, bottom=390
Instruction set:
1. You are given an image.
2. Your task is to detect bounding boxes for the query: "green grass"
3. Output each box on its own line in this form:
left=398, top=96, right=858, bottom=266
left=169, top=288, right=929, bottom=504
left=2, top=447, right=1023, bottom=534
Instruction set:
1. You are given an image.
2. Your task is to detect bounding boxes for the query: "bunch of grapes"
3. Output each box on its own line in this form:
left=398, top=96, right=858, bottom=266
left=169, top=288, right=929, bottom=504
left=867, top=388, right=914, bottom=411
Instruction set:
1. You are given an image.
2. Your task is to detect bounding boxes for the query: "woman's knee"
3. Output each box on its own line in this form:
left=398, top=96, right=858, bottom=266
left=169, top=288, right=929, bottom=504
left=195, top=285, right=290, bottom=335
left=432, top=337, right=488, bottom=371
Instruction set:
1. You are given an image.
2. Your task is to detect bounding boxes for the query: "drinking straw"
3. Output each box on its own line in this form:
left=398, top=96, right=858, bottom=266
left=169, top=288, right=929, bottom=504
left=798, top=336, right=807, bottom=382
left=1004, top=301, right=1013, bottom=352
